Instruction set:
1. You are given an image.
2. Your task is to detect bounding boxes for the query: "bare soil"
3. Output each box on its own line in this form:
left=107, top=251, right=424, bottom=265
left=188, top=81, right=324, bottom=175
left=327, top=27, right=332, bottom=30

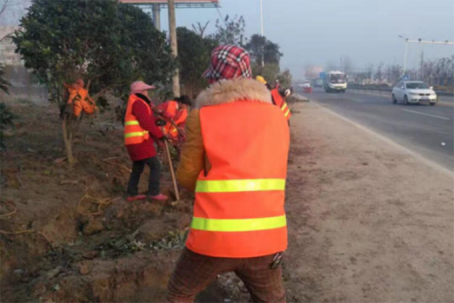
left=0, top=101, right=244, bottom=302
left=1, top=99, right=453, bottom=302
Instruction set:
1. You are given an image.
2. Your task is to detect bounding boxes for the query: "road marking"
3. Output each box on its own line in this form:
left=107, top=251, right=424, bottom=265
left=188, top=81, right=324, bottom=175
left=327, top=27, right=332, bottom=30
left=349, top=99, right=364, bottom=103
left=401, top=109, right=450, bottom=120
left=310, top=100, right=454, bottom=178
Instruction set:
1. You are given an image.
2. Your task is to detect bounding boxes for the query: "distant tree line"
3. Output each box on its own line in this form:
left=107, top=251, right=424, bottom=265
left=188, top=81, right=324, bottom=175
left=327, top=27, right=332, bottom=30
left=353, top=63, right=403, bottom=86
left=346, top=55, right=454, bottom=90
left=415, top=55, right=454, bottom=88
left=179, top=15, right=292, bottom=96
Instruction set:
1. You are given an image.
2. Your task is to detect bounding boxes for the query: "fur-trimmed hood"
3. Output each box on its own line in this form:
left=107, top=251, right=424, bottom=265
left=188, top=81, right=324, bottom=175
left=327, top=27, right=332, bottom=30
left=195, top=78, right=272, bottom=109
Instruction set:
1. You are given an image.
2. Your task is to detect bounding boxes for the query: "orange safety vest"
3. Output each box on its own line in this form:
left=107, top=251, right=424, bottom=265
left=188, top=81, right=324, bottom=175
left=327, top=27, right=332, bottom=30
left=161, top=101, right=178, bottom=138
left=66, top=86, right=96, bottom=117
left=186, top=101, right=290, bottom=258
left=165, top=100, right=178, bottom=119
left=164, top=122, right=179, bottom=139
left=67, top=87, right=78, bottom=105
left=124, top=94, right=151, bottom=145
left=164, top=103, right=188, bottom=139
left=271, top=88, right=291, bottom=120
left=174, top=107, right=188, bottom=126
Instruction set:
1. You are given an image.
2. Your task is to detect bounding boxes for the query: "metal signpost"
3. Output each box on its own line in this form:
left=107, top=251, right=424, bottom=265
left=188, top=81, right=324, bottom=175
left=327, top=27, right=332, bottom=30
left=120, top=0, right=220, bottom=30
left=119, top=0, right=220, bottom=97
left=398, top=36, right=454, bottom=76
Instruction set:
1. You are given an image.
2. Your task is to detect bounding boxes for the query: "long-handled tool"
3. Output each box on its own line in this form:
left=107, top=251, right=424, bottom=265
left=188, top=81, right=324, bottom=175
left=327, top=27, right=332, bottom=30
left=164, top=139, right=180, bottom=201
left=155, top=112, right=186, bottom=141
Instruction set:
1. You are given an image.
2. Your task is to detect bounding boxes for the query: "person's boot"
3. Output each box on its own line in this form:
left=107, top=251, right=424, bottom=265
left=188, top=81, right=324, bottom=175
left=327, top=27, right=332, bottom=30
left=127, top=194, right=146, bottom=202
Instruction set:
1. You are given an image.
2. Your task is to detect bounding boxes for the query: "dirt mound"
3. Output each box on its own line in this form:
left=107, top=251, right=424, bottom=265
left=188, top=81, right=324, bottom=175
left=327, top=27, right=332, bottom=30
left=0, top=101, right=247, bottom=302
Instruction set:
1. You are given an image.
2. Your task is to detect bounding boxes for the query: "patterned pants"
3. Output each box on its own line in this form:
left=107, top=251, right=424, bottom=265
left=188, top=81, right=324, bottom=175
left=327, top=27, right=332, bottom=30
left=167, top=248, right=286, bottom=303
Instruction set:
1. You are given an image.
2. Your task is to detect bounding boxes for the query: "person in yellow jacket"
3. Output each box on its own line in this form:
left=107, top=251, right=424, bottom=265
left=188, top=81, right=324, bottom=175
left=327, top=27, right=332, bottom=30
left=167, top=45, right=289, bottom=302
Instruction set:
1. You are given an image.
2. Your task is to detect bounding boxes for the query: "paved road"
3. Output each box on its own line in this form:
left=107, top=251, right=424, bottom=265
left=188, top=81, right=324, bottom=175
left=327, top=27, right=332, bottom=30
left=299, top=88, right=454, bottom=171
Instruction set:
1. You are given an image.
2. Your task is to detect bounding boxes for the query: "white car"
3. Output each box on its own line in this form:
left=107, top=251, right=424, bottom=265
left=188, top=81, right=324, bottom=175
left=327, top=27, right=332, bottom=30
left=392, top=81, right=438, bottom=106
left=298, top=82, right=311, bottom=88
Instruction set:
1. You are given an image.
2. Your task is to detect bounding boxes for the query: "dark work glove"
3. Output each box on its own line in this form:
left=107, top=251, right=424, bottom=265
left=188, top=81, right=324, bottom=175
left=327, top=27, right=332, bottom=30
left=155, top=119, right=166, bottom=126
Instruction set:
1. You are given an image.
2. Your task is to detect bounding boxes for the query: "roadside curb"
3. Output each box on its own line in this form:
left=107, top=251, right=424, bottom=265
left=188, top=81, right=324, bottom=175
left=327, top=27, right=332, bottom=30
left=288, top=93, right=310, bottom=103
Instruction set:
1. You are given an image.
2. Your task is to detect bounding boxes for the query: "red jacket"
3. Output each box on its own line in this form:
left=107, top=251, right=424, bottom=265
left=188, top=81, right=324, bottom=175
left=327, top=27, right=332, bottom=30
left=126, top=94, right=164, bottom=161
left=157, top=100, right=178, bottom=120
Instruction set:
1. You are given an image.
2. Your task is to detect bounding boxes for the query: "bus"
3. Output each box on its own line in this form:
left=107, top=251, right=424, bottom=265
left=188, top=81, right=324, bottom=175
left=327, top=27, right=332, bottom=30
left=323, top=71, right=347, bottom=93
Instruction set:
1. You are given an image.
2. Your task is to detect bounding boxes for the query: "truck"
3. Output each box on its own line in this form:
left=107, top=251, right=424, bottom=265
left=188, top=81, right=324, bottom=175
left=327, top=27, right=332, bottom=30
left=323, top=71, right=347, bottom=93
left=312, top=78, right=324, bottom=88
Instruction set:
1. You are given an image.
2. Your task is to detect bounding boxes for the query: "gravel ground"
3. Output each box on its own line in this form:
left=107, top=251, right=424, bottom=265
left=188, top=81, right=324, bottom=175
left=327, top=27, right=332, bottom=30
left=282, top=101, right=454, bottom=303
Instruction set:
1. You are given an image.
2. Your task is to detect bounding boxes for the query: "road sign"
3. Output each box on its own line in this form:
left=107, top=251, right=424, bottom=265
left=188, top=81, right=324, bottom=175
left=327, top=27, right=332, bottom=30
left=120, top=0, right=219, bottom=7
left=121, top=0, right=218, bottom=3
left=319, top=72, right=326, bottom=79
left=402, top=75, right=409, bottom=81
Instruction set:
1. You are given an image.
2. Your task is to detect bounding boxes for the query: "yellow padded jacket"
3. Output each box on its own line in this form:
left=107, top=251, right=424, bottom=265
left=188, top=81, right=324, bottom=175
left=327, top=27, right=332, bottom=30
left=176, top=78, right=273, bottom=192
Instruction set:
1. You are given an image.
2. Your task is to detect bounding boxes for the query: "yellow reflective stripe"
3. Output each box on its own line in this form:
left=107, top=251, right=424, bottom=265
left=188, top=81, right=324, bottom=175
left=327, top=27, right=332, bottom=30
left=281, top=103, right=288, bottom=111
left=196, top=179, right=285, bottom=193
left=191, top=215, right=286, bottom=232
left=284, top=109, right=290, bottom=117
left=125, top=121, right=139, bottom=126
left=124, top=131, right=148, bottom=138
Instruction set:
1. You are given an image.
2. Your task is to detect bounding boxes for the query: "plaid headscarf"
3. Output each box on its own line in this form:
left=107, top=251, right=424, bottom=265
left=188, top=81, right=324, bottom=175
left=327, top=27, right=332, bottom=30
left=202, top=45, right=252, bottom=81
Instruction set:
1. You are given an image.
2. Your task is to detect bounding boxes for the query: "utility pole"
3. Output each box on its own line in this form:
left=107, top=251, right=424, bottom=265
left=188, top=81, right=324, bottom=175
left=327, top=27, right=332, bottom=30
left=260, top=0, right=264, bottom=37
left=403, top=39, right=409, bottom=75
left=260, top=0, right=264, bottom=67
left=398, top=36, right=409, bottom=76
left=168, top=0, right=180, bottom=97
left=419, top=50, right=424, bottom=79
left=152, top=4, right=161, bottom=31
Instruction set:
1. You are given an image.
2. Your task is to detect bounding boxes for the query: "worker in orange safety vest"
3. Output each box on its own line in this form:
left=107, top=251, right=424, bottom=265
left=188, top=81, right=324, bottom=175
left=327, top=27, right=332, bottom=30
left=256, top=76, right=292, bottom=121
left=172, top=95, right=191, bottom=129
left=124, top=81, right=168, bottom=202
left=157, top=96, right=191, bottom=143
left=168, top=45, right=289, bottom=302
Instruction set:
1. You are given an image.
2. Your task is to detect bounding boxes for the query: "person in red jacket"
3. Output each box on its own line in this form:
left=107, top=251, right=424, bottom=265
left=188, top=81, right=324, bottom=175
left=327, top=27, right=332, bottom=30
left=124, top=81, right=168, bottom=202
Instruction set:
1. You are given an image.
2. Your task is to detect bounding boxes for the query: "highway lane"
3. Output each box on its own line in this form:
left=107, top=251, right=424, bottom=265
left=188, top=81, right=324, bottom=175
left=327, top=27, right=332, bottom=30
left=299, top=88, right=454, bottom=171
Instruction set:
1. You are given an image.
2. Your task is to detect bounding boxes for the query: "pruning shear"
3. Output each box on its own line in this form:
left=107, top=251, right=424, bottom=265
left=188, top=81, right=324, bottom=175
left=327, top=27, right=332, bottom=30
left=269, top=252, right=283, bottom=269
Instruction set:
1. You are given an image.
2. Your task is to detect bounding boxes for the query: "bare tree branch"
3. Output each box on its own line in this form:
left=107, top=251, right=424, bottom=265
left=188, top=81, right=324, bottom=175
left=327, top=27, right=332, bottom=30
left=191, top=21, right=210, bottom=38
left=0, top=0, right=29, bottom=22
left=0, top=0, right=12, bottom=17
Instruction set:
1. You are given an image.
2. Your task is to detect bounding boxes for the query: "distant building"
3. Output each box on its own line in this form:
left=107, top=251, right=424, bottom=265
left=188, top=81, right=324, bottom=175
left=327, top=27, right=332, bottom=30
left=0, top=26, right=48, bottom=103
left=0, top=26, right=22, bottom=66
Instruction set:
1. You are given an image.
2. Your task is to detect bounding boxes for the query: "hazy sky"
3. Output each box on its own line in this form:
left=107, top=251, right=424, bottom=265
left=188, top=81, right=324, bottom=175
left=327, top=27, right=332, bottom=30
left=158, top=0, right=454, bottom=79
left=3, top=0, right=453, bottom=79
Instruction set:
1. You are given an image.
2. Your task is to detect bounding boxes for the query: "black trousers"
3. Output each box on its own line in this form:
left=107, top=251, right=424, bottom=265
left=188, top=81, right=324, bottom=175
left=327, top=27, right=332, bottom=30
left=126, top=156, right=161, bottom=196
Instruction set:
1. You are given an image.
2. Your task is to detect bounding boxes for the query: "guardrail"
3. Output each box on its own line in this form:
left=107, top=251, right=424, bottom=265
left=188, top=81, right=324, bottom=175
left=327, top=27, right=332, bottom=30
left=347, top=85, right=454, bottom=97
